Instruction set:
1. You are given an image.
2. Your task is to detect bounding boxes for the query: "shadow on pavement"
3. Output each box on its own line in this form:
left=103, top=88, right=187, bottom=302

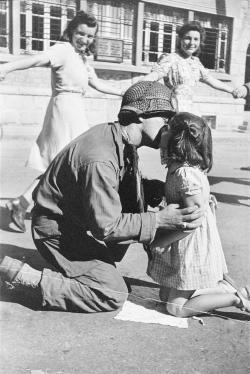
left=124, top=277, right=159, bottom=289
left=208, top=176, right=250, bottom=206
left=240, top=166, right=250, bottom=171
left=208, top=175, right=250, bottom=186
left=0, top=284, right=43, bottom=311
left=0, top=243, right=51, bottom=270
left=0, top=245, right=44, bottom=310
left=212, top=310, right=250, bottom=322
left=0, top=244, right=51, bottom=311
left=212, top=192, right=250, bottom=207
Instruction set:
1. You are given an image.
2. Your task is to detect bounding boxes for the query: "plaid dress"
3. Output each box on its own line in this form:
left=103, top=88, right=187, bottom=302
left=152, top=52, right=210, bottom=113
left=147, top=163, right=228, bottom=290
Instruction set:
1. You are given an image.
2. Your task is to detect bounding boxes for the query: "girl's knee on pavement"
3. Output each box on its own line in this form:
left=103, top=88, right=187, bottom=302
left=166, top=288, right=194, bottom=318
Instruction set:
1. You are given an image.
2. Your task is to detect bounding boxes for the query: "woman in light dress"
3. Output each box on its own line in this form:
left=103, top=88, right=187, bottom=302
left=142, top=21, right=235, bottom=112
left=0, top=11, right=123, bottom=232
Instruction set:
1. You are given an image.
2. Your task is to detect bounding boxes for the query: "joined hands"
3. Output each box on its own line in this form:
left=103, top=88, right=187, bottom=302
left=232, top=85, right=248, bottom=99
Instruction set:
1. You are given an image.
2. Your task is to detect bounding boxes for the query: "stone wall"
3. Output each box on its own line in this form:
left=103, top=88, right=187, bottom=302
left=0, top=64, right=245, bottom=135
left=0, top=66, right=132, bottom=134
left=1, top=0, right=250, bottom=135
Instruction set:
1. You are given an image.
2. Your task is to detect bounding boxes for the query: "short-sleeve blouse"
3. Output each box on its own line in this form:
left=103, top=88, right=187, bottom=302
left=164, top=163, right=210, bottom=207
left=43, top=42, right=97, bottom=95
left=153, top=52, right=210, bottom=90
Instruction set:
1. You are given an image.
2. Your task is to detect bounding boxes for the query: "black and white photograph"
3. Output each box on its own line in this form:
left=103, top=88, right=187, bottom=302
left=0, top=1, right=249, bottom=373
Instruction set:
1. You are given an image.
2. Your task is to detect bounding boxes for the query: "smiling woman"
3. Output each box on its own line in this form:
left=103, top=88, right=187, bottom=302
left=60, top=11, right=98, bottom=55
left=0, top=10, right=123, bottom=233
left=180, top=30, right=201, bottom=57
left=71, top=24, right=96, bottom=53
left=141, top=21, right=234, bottom=113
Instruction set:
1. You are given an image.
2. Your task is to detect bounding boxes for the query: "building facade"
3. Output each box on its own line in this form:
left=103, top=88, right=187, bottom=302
left=0, top=0, right=250, bottom=135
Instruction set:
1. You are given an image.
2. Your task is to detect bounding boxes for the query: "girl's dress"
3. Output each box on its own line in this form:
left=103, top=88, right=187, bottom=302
left=152, top=52, right=210, bottom=112
left=147, top=162, right=228, bottom=290
left=27, top=42, right=96, bottom=172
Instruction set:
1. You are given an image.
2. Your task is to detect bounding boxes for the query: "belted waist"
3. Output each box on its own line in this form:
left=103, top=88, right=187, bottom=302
left=53, top=89, right=85, bottom=96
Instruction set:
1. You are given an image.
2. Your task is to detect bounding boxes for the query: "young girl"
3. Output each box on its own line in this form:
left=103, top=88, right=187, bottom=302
left=147, top=112, right=250, bottom=317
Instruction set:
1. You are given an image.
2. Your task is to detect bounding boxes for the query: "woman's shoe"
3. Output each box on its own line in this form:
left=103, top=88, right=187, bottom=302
left=223, top=274, right=250, bottom=313
left=6, top=197, right=28, bottom=232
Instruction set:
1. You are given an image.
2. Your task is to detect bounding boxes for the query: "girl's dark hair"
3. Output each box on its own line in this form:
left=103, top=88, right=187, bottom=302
left=177, top=21, right=206, bottom=56
left=60, top=11, right=98, bottom=55
left=167, top=112, right=213, bottom=171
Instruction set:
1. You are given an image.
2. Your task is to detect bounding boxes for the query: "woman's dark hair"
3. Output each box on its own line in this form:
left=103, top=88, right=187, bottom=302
left=177, top=21, right=206, bottom=56
left=60, top=11, right=98, bottom=55
left=167, top=112, right=213, bottom=171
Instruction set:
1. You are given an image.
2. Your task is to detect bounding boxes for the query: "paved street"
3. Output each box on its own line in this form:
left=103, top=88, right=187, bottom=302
left=0, top=130, right=250, bottom=374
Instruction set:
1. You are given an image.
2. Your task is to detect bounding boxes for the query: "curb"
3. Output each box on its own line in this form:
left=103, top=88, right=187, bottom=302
left=211, top=129, right=250, bottom=139
left=1, top=124, right=250, bottom=141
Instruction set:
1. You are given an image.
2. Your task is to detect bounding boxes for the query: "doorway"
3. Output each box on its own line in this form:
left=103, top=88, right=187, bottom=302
left=244, top=44, right=250, bottom=111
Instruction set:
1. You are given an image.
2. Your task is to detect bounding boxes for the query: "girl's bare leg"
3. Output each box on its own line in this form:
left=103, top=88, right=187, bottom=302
left=150, top=229, right=189, bottom=249
left=192, top=280, right=236, bottom=296
left=166, top=288, right=241, bottom=318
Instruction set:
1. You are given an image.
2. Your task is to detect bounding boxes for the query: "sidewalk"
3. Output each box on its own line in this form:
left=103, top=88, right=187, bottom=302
left=1, top=122, right=250, bottom=140
left=0, top=134, right=250, bottom=374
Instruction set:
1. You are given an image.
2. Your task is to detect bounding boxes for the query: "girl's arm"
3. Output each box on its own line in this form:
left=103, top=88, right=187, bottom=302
left=183, top=191, right=204, bottom=210
left=204, top=75, right=234, bottom=94
left=0, top=54, right=50, bottom=81
left=140, top=71, right=162, bottom=82
left=151, top=192, right=204, bottom=249
left=141, top=54, right=171, bottom=82
left=232, top=83, right=249, bottom=98
left=88, top=75, right=123, bottom=96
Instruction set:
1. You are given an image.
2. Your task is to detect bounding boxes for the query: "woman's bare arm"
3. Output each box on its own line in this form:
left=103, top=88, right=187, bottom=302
left=0, top=54, right=50, bottom=81
left=88, top=76, right=123, bottom=96
left=205, top=75, right=234, bottom=94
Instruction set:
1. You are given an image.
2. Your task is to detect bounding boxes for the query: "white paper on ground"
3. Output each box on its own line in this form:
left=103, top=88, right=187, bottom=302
left=114, top=300, right=188, bottom=328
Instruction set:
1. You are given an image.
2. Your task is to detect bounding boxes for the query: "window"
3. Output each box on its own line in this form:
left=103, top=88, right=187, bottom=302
left=194, top=12, right=232, bottom=72
left=143, top=5, right=188, bottom=64
left=87, top=0, right=135, bottom=63
left=32, top=3, right=44, bottom=51
left=142, top=6, right=232, bottom=72
left=148, top=22, right=159, bottom=63
left=67, top=7, right=75, bottom=23
left=0, top=0, right=8, bottom=49
left=50, top=6, right=61, bottom=46
left=19, top=0, right=76, bottom=53
left=245, top=44, right=250, bottom=111
left=20, top=1, right=26, bottom=50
